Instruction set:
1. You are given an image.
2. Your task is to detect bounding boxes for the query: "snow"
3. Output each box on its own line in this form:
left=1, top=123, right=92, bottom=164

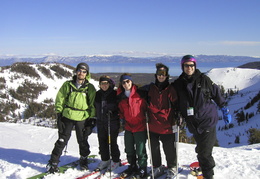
left=0, top=123, right=260, bottom=179
left=0, top=65, right=260, bottom=179
left=207, top=67, right=260, bottom=91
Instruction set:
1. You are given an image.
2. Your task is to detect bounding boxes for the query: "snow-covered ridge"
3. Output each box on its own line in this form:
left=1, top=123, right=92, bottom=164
left=207, top=67, right=260, bottom=91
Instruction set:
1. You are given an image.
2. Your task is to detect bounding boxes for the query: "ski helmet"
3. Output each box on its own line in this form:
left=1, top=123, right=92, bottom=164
left=181, top=55, right=196, bottom=71
left=76, top=62, right=89, bottom=72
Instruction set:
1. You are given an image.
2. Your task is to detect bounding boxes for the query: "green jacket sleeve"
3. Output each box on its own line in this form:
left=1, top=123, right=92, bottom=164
left=55, top=81, right=70, bottom=113
left=87, top=83, right=96, bottom=118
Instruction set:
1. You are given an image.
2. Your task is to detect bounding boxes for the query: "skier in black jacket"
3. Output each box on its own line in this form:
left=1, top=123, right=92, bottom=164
left=172, top=55, right=232, bottom=179
left=94, top=75, right=121, bottom=172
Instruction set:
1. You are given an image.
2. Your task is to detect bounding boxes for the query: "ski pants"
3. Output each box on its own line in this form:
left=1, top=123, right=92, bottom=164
left=97, top=124, right=120, bottom=162
left=193, top=126, right=216, bottom=179
left=50, top=117, right=90, bottom=163
left=124, top=130, right=147, bottom=168
left=149, top=132, right=177, bottom=168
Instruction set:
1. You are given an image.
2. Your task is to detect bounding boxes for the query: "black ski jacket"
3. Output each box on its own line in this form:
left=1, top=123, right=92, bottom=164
left=94, top=87, right=120, bottom=131
left=172, top=69, right=226, bottom=134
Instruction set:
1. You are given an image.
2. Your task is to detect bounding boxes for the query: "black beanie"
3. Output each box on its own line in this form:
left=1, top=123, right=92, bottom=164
left=76, top=63, right=89, bottom=72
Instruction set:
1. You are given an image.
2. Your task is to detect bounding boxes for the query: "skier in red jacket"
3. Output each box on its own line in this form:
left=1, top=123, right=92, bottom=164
left=141, top=63, right=178, bottom=178
left=117, top=73, right=148, bottom=178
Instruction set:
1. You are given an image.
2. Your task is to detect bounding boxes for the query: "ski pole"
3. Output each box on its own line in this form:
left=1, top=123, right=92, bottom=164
left=175, top=125, right=179, bottom=179
left=175, top=113, right=182, bottom=179
left=108, top=110, right=112, bottom=179
left=145, top=112, right=154, bottom=179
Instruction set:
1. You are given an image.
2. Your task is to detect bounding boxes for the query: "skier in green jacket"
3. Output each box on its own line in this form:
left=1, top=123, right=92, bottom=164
left=47, top=62, right=96, bottom=173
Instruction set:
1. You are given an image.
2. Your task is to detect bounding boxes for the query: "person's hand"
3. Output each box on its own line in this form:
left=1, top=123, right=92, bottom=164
left=86, top=118, right=96, bottom=129
left=83, top=118, right=96, bottom=136
left=57, top=113, right=62, bottom=120
left=221, top=107, right=232, bottom=125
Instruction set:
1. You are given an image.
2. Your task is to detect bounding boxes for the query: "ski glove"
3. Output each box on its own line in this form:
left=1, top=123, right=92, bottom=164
left=86, top=118, right=96, bottom=128
left=57, top=113, right=65, bottom=133
left=84, top=118, right=96, bottom=136
left=221, top=107, right=232, bottom=125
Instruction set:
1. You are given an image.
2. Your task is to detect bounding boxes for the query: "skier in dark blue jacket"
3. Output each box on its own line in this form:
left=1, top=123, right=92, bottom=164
left=172, top=55, right=232, bottom=179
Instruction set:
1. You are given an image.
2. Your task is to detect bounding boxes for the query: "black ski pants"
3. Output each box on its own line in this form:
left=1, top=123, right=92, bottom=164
left=50, top=117, right=90, bottom=163
left=97, top=124, right=120, bottom=162
left=149, top=132, right=176, bottom=168
left=193, top=126, right=216, bottom=179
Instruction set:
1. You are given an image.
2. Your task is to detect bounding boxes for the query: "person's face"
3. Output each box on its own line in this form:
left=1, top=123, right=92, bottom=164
left=76, top=69, right=87, bottom=80
left=100, top=81, right=109, bottom=91
left=122, top=79, right=132, bottom=91
left=156, top=68, right=167, bottom=82
left=183, top=62, right=195, bottom=76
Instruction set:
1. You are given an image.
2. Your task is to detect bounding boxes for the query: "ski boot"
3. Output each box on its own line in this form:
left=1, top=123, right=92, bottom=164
left=79, top=156, right=89, bottom=170
left=46, top=160, right=59, bottom=174
left=120, top=164, right=138, bottom=178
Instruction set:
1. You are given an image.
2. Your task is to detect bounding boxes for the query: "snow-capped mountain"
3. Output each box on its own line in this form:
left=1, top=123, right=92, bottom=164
left=0, top=55, right=259, bottom=66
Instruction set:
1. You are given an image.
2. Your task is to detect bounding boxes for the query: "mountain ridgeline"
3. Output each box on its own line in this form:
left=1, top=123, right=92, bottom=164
left=0, top=55, right=260, bottom=67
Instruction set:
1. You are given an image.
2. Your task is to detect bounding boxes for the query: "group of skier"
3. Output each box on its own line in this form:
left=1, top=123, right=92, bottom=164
left=46, top=55, right=232, bottom=179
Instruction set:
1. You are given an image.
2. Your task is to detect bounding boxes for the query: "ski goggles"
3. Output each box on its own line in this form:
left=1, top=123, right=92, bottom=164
left=156, top=69, right=167, bottom=76
left=77, top=69, right=88, bottom=74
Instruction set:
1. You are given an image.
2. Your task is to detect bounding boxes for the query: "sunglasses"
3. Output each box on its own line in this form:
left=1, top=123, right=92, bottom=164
left=100, top=81, right=109, bottom=85
left=122, top=80, right=131, bottom=85
left=156, top=70, right=167, bottom=76
left=77, top=69, right=87, bottom=74
left=184, top=64, right=195, bottom=68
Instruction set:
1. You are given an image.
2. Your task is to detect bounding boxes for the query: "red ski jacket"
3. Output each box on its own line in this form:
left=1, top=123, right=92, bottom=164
left=147, top=83, right=178, bottom=134
left=118, top=85, right=147, bottom=133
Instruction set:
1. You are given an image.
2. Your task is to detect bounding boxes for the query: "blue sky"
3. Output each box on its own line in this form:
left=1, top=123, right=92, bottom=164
left=1, top=0, right=260, bottom=57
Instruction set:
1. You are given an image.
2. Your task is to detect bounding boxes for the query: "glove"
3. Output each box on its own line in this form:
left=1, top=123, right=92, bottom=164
left=57, top=113, right=62, bottom=120
left=56, top=113, right=65, bottom=132
left=86, top=117, right=96, bottom=127
left=172, top=125, right=178, bottom=133
left=83, top=118, right=96, bottom=136
left=175, top=111, right=183, bottom=126
left=221, top=107, right=232, bottom=125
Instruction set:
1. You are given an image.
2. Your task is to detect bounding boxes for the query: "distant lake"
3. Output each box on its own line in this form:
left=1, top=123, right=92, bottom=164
left=86, top=62, right=246, bottom=76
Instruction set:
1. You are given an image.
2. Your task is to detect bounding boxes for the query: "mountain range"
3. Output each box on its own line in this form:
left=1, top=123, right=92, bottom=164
left=0, top=55, right=260, bottom=67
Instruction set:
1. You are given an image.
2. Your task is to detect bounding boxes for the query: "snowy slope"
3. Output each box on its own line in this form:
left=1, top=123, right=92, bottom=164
left=207, top=67, right=260, bottom=91
left=206, top=68, right=260, bottom=147
left=0, top=122, right=259, bottom=179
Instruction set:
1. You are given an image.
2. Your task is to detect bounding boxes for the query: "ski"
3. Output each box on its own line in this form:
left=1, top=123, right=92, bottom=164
left=76, top=169, right=101, bottom=179
left=147, top=167, right=183, bottom=179
left=77, top=160, right=128, bottom=179
left=27, top=155, right=97, bottom=179
left=168, top=167, right=184, bottom=179
left=97, top=161, right=129, bottom=179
